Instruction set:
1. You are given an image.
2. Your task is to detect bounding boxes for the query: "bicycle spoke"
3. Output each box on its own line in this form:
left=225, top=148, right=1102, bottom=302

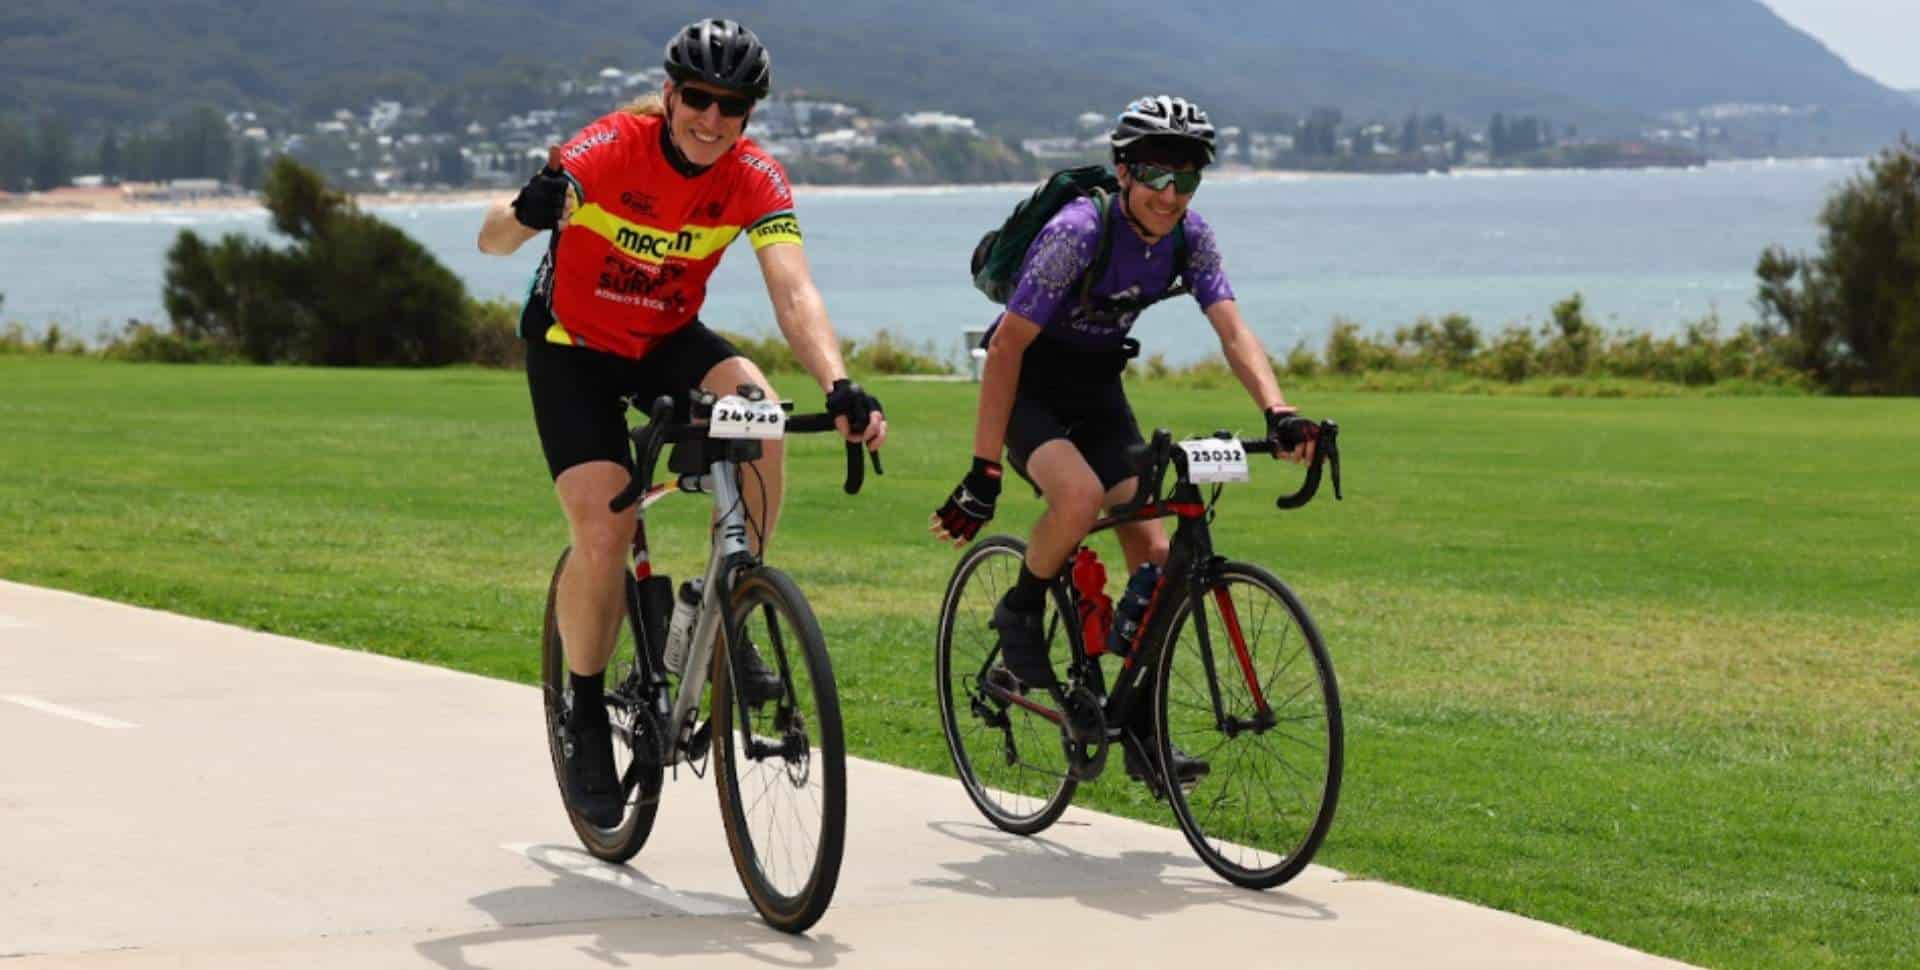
left=1159, top=566, right=1341, bottom=889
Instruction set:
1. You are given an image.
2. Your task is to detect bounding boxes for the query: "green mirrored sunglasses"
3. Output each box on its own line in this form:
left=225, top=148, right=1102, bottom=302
left=1131, top=163, right=1203, bottom=195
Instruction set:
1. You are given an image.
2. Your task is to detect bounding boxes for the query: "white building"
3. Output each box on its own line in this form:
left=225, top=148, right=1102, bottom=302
left=901, top=111, right=977, bottom=133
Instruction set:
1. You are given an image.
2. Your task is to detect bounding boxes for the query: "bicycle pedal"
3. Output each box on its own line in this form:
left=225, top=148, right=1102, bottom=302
left=685, top=720, right=713, bottom=762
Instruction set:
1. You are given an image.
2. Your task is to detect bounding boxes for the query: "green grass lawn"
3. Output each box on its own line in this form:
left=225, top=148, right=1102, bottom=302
left=2, top=355, right=1915, bottom=968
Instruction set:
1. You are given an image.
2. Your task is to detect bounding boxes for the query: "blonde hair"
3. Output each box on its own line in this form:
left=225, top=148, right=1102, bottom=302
left=621, top=93, right=666, bottom=117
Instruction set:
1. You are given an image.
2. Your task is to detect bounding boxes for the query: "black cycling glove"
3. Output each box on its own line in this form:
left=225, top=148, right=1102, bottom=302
left=1266, top=408, right=1309, bottom=451
left=511, top=158, right=570, bottom=231
left=934, top=458, right=1002, bottom=542
left=825, top=378, right=882, bottom=435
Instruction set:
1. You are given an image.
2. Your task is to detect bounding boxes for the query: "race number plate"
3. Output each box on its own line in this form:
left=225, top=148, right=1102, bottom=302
left=710, top=396, right=787, bottom=440
left=1179, top=439, right=1249, bottom=483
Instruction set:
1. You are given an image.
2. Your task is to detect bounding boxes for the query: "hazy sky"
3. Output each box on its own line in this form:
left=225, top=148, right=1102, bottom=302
left=1763, top=0, right=1920, bottom=89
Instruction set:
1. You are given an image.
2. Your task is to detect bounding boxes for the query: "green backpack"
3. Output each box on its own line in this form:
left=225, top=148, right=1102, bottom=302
left=969, top=164, right=1189, bottom=317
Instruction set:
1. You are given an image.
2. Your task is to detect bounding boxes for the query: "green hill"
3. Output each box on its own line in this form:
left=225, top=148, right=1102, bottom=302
left=4, top=0, right=1914, bottom=147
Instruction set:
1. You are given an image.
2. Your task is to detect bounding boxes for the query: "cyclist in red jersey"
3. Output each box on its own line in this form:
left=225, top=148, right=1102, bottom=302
left=478, top=18, right=886, bottom=826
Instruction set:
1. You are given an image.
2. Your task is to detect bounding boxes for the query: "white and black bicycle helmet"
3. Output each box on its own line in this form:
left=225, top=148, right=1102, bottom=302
left=1111, top=95, right=1216, bottom=166
left=664, top=18, right=772, bottom=100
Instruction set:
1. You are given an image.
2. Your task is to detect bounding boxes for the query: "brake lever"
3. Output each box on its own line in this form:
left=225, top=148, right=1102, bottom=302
left=1274, top=420, right=1340, bottom=510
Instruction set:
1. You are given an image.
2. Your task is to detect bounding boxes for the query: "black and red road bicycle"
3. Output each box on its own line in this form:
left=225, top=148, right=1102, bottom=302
left=936, top=417, right=1343, bottom=889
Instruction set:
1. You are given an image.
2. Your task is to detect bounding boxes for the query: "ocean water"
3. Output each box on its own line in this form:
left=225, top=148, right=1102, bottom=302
left=0, top=158, right=1862, bottom=364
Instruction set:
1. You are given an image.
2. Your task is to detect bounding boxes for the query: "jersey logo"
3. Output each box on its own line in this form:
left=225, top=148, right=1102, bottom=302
left=571, top=203, right=741, bottom=264
left=564, top=130, right=617, bottom=161
left=747, top=213, right=802, bottom=250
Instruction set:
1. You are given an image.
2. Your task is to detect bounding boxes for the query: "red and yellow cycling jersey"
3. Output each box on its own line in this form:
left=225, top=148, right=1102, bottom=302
left=526, top=110, right=802, bottom=359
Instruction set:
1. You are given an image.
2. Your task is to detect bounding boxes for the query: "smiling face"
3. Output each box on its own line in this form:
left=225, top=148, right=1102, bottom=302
left=1118, top=161, right=1198, bottom=240
left=664, top=80, right=752, bottom=167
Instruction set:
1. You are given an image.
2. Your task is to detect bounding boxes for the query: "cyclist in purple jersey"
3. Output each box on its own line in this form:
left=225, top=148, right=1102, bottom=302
left=930, top=96, right=1314, bottom=788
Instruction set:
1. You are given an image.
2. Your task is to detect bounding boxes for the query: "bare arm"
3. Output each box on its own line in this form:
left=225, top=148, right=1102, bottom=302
left=1204, top=299, right=1312, bottom=462
left=974, top=312, right=1040, bottom=462
left=477, top=199, right=540, bottom=255
left=755, top=242, right=886, bottom=446
left=755, top=242, right=849, bottom=392
left=1204, top=298, right=1288, bottom=412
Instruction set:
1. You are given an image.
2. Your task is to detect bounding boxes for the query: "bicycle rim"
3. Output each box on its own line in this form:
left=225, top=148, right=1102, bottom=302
left=712, top=566, right=845, bottom=934
left=541, top=548, right=663, bottom=863
left=1155, top=562, right=1342, bottom=888
left=935, top=535, right=1078, bottom=835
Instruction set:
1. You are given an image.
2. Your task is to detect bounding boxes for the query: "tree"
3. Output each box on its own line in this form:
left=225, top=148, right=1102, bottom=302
left=1300, top=108, right=1342, bottom=157
left=433, top=142, right=470, bottom=186
left=0, top=119, right=29, bottom=192
left=173, top=107, right=232, bottom=180
left=1755, top=137, right=1920, bottom=394
left=97, top=129, right=122, bottom=180
left=33, top=116, right=74, bottom=189
left=163, top=157, right=473, bottom=366
left=238, top=147, right=265, bottom=191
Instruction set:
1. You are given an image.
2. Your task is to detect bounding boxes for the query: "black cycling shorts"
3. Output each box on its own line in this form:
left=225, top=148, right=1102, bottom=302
left=1004, top=379, right=1146, bottom=494
left=525, top=322, right=742, bottom=479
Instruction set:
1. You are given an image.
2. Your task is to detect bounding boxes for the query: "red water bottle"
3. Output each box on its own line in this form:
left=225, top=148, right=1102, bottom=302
left=1070, top=547, right=1115, bottom=657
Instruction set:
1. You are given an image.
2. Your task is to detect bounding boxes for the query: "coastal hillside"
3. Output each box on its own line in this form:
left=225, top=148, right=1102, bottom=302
left=3, top=0, right=1913, bottom=145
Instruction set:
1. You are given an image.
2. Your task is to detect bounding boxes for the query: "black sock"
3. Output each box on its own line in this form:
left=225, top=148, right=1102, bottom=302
left=1004, top=563, right=1054, bottom=613
left=568, top=670, right=606, bottom=722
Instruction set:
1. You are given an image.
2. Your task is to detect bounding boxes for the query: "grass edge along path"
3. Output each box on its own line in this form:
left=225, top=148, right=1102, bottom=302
left=1, top=356, right=1915, bottom=969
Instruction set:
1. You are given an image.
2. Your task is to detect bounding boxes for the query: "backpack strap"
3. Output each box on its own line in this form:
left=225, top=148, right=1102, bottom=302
left=1077, top=201, right=1193, bottom=321
left=1076, top=188, right=1119, bottom=310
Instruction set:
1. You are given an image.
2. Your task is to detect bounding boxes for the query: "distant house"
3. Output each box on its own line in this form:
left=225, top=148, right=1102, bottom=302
left=901, top=111, right=978, bottom=134
left=1021, top=136, right=1097, bottom=160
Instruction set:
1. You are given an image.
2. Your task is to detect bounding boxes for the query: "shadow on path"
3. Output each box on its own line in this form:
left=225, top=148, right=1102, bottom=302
left=914, top=819, right=1338, bottom=923
left=413, top=843, right=854, bottom=970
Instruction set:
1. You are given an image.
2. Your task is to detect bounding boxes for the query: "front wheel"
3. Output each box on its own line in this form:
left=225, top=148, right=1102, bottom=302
left=1154, top=561, right=1343, bottom=889
left=935, top=535, right=1079, bottom=835
left=541, top=548, right=664, bottom=863
left=712, top=566, right=846, bottom=934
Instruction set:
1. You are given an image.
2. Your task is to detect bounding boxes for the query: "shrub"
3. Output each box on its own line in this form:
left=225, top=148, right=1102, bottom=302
left=1755, top=137, right=1920, bottom=394
left=1539, top=294, right=1601, bottom=376
left=100, top=322, right=233, bottom=363
left=845, top=329, right=953, bottom=376
left=464, top=298, right=525, bottom=369
left=1478, top=325, right=1538, bottom=383
left=1283, top=341, right=1319, bottom=378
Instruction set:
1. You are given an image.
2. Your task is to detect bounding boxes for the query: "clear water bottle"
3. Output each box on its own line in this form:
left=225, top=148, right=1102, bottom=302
left=1108, top=563, right=1161, bottom=656
left=662, top=578, right=704, bottom=675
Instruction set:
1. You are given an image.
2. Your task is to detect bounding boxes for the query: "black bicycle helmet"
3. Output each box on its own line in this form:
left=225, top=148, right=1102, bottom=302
left=663, top=18, right=772, bottom=100
left=1111, top=95, right=1216, bottom=166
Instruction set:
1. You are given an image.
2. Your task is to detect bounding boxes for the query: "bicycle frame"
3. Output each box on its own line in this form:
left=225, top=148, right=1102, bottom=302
left=608, top=390, right=869, bottom=771
left=981, top=486, right=1267, bottom=742
left=975, top=419, right=1341, bottom=763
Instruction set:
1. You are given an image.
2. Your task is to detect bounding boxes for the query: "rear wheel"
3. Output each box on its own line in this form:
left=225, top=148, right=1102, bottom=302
left=935, top=535, right=1078, bottom=835
left=1154, top=562, right=1342, bottom=889
left=712, top=566, right=846, bottom=934
left=541, top=548, right=663, bottom=863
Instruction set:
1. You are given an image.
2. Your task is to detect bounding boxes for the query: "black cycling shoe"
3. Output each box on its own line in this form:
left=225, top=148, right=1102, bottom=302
left=564, top=710, right=625, bottom=828
left=1124, top=734, right=1210, bottom=794
left=734, top=641, right=786, bottom=707
left=990, top=600, right=1056, bottom=690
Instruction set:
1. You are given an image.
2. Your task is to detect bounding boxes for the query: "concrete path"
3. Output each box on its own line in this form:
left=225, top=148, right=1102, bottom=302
left=0, top=580, right=1692, bottom=968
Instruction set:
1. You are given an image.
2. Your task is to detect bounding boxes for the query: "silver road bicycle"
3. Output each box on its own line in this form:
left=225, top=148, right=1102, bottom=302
left=540, top=386, right=877, bottom=933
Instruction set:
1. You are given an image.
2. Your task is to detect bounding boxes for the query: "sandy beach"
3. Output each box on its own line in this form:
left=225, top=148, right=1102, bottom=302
left=0, top=184, right=509, bottom=221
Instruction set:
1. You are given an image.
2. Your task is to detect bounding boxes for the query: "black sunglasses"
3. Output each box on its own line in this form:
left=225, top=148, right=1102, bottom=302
left=1131, top=163, right=1203, bottom=195
left=676, top=86, right=755, bottom=118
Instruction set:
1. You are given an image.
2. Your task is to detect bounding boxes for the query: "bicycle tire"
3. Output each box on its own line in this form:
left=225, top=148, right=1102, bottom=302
left=712, top=565, right=846, bottom=934
left=1153, top=561, right=1342, bottom=889
left=935, top=535, right=1079, bottom=836
left=541, top=547, right=663, bottom=863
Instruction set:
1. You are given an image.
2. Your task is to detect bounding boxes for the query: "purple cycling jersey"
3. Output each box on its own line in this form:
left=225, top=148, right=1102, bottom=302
left=999, top=195, right=1234, bottom=350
